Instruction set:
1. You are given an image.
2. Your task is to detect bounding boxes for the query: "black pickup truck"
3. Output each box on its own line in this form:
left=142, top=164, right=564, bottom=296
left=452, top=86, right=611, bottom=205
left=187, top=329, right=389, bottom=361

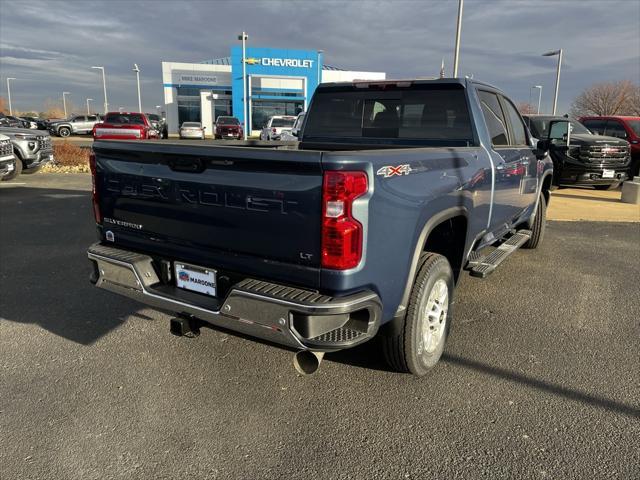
left=87, top=79, right=556, bottom=376
left=523, top=115, right=631, bottom=189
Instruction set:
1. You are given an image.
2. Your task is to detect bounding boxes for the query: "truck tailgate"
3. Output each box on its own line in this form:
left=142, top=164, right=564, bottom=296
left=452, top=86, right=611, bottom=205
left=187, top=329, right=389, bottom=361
left=93, top=141, right=323, bottom=284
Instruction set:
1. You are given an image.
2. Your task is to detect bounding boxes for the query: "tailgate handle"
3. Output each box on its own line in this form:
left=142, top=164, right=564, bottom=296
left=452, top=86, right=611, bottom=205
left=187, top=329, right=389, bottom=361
left=168, top=158, right=206, bottom=173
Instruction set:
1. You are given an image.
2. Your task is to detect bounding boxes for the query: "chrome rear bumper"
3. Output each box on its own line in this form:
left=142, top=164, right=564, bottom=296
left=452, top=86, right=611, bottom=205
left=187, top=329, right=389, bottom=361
left=88, top=243, right=382, bottom=351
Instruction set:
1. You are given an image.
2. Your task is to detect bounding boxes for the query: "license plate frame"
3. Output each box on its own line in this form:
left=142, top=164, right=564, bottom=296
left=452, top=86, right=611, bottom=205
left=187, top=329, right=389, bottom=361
left=602, top=169, right=615, bottom=178
left=174, top=262, right=217, bottom=297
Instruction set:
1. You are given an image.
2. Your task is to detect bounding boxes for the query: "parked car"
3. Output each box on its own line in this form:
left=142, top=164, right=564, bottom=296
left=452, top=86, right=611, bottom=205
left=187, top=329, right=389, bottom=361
left=21, top=116, right=49, bottom=130
left=49, top=114, right=102, bottom=137
left=214, top=116, right=243, bottom=139
left=580, top=116, right=640, bottom=178
left=259, top=115, right=296, bottom=140
left=280, top=112, right=305, bottom=141
left=87, top=78, right=555, bottom=376
left=146, top=113, right=168, bottom=139
left=523, top=114, right=631, bottom=189
left=0, top=114, right=28, bottom=128
left=0, top=133, right=17, bottom=180
left=0, top=127, right=53, bottom=179
left=93, top=112, right=159, bottom=140
left=179, top=122, right=206, bottom=140
left=16, top=116, right=38, bottom=129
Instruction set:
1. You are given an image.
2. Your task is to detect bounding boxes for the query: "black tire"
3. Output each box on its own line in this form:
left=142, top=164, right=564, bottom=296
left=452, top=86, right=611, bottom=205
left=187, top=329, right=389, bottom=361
left=22, top=165, right=42, bottom=175
left=523, top=193, right=546, bottom=249
left=382, top=253, right=454, bottom=376
left=58, top=127, right=71, bottom=137
left=1, top=158, right=23, bottom=181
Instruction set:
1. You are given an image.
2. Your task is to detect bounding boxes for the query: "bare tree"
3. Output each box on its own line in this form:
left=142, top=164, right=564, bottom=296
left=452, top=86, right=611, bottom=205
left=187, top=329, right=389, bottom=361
left=42, top=98, right=67, bottom=119
left=516, top=102, right=537, bottom=115
left=570, top=80, right=640, bottom=117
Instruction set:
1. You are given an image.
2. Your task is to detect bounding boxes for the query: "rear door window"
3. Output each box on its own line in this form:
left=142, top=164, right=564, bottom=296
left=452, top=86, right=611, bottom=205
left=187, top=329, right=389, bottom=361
left=478, top=90, right=508, bottom=146
left=501, top=97, right=528, bottom=146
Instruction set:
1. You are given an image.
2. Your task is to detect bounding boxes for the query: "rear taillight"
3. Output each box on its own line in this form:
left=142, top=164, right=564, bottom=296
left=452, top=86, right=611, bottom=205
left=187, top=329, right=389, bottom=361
left=321, top=171, right=368, bottom=270
left=89, top=152, right=102, bottom=224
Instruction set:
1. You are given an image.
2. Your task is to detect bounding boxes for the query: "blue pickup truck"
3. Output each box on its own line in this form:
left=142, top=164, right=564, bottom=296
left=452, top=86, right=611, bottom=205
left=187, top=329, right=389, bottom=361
left=87, top=78, right=558, bottom=376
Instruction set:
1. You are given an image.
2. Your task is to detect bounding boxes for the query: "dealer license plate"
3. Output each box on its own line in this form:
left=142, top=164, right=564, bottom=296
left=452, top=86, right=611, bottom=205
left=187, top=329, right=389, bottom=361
left=174, top=262, right=217, bottom=297
left=602, top=169, right=615, bottom=178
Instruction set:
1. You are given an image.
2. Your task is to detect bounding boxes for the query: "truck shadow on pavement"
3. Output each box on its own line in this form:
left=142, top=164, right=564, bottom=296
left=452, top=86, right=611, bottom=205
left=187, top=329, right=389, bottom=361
left=328, top=342, right=639, bottom=419
left=442, top=353, right=640, bottom=419
left=0, top=186, right=151, bottom=345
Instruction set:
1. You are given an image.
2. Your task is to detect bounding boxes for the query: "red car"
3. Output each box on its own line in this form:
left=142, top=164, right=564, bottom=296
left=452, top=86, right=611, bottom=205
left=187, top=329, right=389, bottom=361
left=214, top=116, right=243, bottom=139
left=580, top=116, right=640, bottom=178
left=93, top=112, right=159, bottom=140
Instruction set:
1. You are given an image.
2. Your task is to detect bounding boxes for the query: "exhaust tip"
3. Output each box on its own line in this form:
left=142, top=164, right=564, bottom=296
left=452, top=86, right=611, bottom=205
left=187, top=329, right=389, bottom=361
left=293, top=350, right=325, bottom=375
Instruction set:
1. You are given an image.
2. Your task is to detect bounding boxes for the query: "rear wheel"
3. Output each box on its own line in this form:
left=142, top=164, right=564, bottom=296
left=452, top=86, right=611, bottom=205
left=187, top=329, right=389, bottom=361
left=58, top=126, right=71, bottom=137
left=523, top=193, right=546, bottom=249
left=1, top=158, right=22, bottom=181
left=382, top=253, right=453, bottom=376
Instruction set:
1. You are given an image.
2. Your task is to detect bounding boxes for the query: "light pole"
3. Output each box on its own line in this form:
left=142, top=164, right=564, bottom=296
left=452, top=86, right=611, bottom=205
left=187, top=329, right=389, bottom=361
left=86, top=98, right=94, bottom=115
left=532, top=85, right=542, bottom=114
left=133, top=64, right=142, bottom=112
left=238, top=31, right=248, bottom=139
left=6, top=77, right=16, bottom=115
left=91, top=66, right=108, bottom=114
left=452, top=0, right=464, bottom=77
left=63, top=92, right=71, bottom=118
left=542, top=49, right=562, bottom=115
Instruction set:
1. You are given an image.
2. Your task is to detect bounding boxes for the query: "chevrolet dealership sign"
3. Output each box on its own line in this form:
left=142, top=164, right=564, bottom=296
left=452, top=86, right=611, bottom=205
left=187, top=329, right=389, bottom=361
left=245, top=57, right=314, bottom=68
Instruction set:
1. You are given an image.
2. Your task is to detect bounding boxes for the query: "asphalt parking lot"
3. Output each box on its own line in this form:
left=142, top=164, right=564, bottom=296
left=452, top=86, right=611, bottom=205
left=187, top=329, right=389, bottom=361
left=1, top=174, right=639, bottom=479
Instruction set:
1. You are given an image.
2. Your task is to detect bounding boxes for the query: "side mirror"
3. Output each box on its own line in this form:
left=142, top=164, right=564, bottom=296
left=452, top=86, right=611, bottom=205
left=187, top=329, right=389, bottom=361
left=547, top=120, right=571, bottom=147
left=291, top=129, right=299, bottom=137
left=202, top=126, right=206, bottom=130
left=534, top=139, right=549, bottom=160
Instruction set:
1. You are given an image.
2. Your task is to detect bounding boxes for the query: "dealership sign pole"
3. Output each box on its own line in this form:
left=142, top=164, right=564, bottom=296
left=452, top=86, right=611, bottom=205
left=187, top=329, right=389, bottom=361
left=86, top=98, right=93, bottom=115
left=239, top=32, right=248, bottom=140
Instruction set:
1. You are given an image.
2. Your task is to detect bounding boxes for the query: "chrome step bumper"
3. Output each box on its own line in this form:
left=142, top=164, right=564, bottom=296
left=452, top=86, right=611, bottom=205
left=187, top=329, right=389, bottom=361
left=87, top=243, right=382, bottom=351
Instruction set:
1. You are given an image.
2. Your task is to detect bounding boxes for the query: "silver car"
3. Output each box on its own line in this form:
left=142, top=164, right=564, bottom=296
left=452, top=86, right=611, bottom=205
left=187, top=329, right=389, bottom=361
left=280, top=113, right=305, bottom=141
left=259, top=116, right=296, bottom=141
left=179, top=122, right=205, bottom=140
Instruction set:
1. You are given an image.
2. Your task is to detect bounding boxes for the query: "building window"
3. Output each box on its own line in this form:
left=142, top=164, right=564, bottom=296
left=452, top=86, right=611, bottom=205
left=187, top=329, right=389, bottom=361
left=251, top=100, right=303, bottom=130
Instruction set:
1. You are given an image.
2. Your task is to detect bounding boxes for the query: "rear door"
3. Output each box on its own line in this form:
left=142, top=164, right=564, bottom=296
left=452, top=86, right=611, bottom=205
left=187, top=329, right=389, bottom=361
left=93, top=142, right=324, bottom=284
left=477, top=90, right=525, bottom=229
left=499, top=95, right=537, bottom=212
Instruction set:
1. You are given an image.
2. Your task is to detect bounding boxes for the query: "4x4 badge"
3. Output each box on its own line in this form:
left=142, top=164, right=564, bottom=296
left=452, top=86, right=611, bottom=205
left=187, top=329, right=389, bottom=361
left=376, top=164, right=412, bottom=178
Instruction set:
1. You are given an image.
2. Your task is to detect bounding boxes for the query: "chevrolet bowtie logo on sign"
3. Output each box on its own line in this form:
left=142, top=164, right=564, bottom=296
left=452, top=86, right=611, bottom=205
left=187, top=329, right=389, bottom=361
left=243, top=57, right=314, bottom=68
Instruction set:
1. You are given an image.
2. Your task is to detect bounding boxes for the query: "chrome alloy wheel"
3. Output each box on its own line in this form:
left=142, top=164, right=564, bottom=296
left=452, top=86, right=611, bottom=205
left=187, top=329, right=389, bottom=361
left=418, top=278, right=449, bottom=355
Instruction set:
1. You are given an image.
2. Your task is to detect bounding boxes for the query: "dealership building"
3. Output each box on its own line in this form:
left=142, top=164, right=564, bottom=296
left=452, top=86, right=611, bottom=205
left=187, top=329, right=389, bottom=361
left=162, top=46, right=385, bottom=136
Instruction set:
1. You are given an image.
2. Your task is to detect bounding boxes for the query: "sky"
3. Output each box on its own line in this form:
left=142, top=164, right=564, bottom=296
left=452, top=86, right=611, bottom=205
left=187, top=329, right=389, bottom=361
left=1, top=0, right=639, bottom=115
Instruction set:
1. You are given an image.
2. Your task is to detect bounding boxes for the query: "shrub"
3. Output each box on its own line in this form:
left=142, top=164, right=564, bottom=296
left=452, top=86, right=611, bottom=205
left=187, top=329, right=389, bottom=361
left=41, top=141, right=90, bottom=173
